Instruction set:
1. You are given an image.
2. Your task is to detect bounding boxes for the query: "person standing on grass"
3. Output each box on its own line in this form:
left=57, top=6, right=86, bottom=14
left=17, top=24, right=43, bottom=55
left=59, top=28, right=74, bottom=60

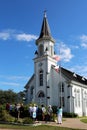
left=32, top=104, right=37, bottom=121
left=41, top=104, right=46, bottom=121
left=28, top=104, right=33, bottom=118
left=47, top=105, right=53, bottom=121
left=57, top=106, right=63, bottom=124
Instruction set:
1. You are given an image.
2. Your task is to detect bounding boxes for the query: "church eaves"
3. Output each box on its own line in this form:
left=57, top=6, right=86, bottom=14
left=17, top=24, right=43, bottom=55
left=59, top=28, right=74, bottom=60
left=36, top=12, right=55, bottom=44
left=61, top=67, right=87, bottom=85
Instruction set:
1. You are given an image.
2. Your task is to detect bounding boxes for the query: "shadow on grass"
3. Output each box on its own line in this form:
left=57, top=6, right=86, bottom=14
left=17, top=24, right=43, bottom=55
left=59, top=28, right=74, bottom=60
left=0, top=124, right=81, bottom=130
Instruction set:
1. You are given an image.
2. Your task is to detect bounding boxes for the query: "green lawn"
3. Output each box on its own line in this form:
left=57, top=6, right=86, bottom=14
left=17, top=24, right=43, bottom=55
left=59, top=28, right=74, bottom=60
left=80, top=117, right=87, bottom=123
left=0, top=124, right=81, bottom=130
left=0, top=117, right=87, bottom=130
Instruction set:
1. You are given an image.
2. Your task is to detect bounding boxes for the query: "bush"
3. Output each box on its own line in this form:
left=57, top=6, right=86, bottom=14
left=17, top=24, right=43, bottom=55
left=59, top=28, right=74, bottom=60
left=52, top=106, right=57, bottom=114
left=23, top=117, right=34, bottom=124
left=52, top=113, right=57, bottom=121
left=23, top=106, right=29, bottom=118
left=0, top=108, right=14, bottom=122
left=63, top=112, right=78, bottom=118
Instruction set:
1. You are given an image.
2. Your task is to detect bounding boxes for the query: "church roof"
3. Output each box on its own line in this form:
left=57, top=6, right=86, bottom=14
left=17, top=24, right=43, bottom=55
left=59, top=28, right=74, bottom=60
left=36, top=12, right=55, bottom=44
left=61, top=67, right=87, bottom=85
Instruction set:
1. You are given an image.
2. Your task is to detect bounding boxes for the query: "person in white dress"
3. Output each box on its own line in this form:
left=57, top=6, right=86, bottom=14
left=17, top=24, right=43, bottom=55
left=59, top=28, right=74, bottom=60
left=57, top=106, right=63, bottom=124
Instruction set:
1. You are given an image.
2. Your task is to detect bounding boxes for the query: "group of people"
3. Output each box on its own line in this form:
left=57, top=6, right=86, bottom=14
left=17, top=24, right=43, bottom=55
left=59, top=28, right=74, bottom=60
left=6, top=103, right=24, bottom=119
left=6, top=103, right=63, bottom=124
left=28, top=104, right=53, bottom=122
left=29, top=104, right=63, bottom=124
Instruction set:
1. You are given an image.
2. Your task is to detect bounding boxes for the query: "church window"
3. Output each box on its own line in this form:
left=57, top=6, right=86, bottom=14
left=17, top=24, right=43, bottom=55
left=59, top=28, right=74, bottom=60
left=74, top=89, right=80, bottom=107
left=59, top=82, right=64, bottom=92
left=77, top=89, right=80, bottom=107
left=84, top=91, right=87, bottom=107
left=86, top=92, right=87, bottom=107
left=74, top=89, right=77, bottom=107
left=39, top=44, right=44, bottom=56
left=74, top=88, right=76, bottom=92
left=38, top=91, right=45, bottom=97
left=84, top=91, right=86, bottom=97
left=37, top=91, right=45, bottom=105
left=39, top=70, right=43, bottom=86
left=60, top=96, right=65, bottom=107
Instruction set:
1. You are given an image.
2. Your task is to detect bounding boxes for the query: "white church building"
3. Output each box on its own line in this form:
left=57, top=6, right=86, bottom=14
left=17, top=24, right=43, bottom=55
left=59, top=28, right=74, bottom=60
left=25, top=13, right=87, bottom=116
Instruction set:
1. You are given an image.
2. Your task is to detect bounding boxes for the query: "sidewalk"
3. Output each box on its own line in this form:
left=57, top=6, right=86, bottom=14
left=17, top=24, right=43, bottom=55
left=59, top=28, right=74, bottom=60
left=42, top=118, right=87, bottom=129
left=0, top=118, right=87, bottom=130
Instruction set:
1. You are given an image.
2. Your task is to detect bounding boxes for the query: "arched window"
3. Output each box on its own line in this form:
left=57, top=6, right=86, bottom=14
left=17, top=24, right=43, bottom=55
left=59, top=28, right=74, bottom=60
left=77, top=89, right=80, bottom=107
left=84, top=91, right=86, bottom=98
left=39, top=44, right=44, bottom=56
left=74, top=89, right=77, bottom=107
left=60, top=96, right=65, bottom=107
left=38, top=91, right=45, bottom=98
left=59, top=82, right=64, bottom=92
left=39, top=70, right=43, bottom=86
left=58, top=82, right=65, bottom=107
left=85, top=92, right=87, bottom=107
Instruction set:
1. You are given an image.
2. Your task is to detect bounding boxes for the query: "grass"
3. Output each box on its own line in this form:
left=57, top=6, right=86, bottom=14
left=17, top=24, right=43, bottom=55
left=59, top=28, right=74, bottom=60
left=0, top=124, right=82, bottom=130
left=80, top=117, right=87, bottom=123
left=0, top=116, right=87, bottom=130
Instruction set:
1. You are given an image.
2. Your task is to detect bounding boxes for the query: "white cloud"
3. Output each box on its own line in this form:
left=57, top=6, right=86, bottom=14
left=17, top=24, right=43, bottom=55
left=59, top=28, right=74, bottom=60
left=0, top=75, right=29, bottom=81
left=0, top=29, right=38, bottom=42
left=57, top=42, right=74, bottom=62
left=81, top=43, right=87, bottom=48
left=0, top=32, right=10, bottom=40
left=80, top=34, right=87, bottom=48
left=70, top=45, right=79, bottom=49
left=0, top=81, right=20, bottom=87
left=69, top=65, right=87, bottom=78
left=0, top=75, right=29, bottom=90
left=80, top=34, right=87, bottom=42
left=15, top=33, right=38, bottom=42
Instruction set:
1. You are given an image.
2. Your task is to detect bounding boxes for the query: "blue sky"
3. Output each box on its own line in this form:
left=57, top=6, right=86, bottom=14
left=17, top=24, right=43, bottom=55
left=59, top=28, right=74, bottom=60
left=0, top=0, right=87, bottom=92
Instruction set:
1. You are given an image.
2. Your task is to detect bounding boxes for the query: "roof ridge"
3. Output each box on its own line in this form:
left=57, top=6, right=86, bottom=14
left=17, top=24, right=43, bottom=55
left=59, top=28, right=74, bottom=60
left=61, top=67, right=87, bottom=84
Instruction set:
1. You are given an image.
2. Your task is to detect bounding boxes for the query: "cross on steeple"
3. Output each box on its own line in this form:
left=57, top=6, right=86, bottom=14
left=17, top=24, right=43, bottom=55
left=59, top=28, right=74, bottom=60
left=36, top=11, right=55, bottom=44
left=44, top=10, right=47, bottom=18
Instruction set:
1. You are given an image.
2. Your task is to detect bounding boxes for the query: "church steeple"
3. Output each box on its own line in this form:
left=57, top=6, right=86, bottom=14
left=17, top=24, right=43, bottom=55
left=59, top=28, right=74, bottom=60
left=36, top=12, right=55, bottom=44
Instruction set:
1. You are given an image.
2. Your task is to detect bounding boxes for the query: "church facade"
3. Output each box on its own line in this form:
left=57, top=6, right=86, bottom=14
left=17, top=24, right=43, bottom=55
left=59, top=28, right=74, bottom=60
left=25, top=13, right=87, bottom=116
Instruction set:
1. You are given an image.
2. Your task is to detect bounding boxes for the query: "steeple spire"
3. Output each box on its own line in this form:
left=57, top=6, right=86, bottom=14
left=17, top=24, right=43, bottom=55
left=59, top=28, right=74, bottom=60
left=36, top=12, right=55, bottom=44
left=44, top=10, right=47, bottom=18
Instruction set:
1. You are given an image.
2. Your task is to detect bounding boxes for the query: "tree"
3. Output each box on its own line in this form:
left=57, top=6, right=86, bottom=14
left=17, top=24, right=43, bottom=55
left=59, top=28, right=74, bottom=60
left=17, top=91, right=26, bottom=103
left=0, top=89, right=17, bottom=104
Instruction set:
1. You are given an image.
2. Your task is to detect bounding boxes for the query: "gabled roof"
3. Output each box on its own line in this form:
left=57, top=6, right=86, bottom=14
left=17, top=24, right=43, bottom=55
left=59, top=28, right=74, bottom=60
left=52, top=65, right=87, bottom=85
left=61, top=67, right=87, bottom=85
left=36, top=12, right=55, bottom=44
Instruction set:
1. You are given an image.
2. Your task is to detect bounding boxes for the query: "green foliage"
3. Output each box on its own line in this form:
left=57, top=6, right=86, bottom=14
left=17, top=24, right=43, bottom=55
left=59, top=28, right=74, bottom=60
left=17, top=91, right=26, bottom=103
left=52, top=113, right=57, bottom=121
left=63, top=112, right=78, bottom=118
left=23, top=117, right=34, bottom=124
left=52, top=106, right=57, bottom=113
left=0, top=124, right=81, bottom=130
left=0, top=89, right=17, bottom=104
left=80, top=118, right=87, bottom=123
left=0, top=107, right=14, bottom=122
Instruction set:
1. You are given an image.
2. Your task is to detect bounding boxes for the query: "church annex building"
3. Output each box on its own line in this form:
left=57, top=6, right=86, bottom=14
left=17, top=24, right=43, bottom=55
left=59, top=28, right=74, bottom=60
left=25, top=13, right=87, bottom=116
